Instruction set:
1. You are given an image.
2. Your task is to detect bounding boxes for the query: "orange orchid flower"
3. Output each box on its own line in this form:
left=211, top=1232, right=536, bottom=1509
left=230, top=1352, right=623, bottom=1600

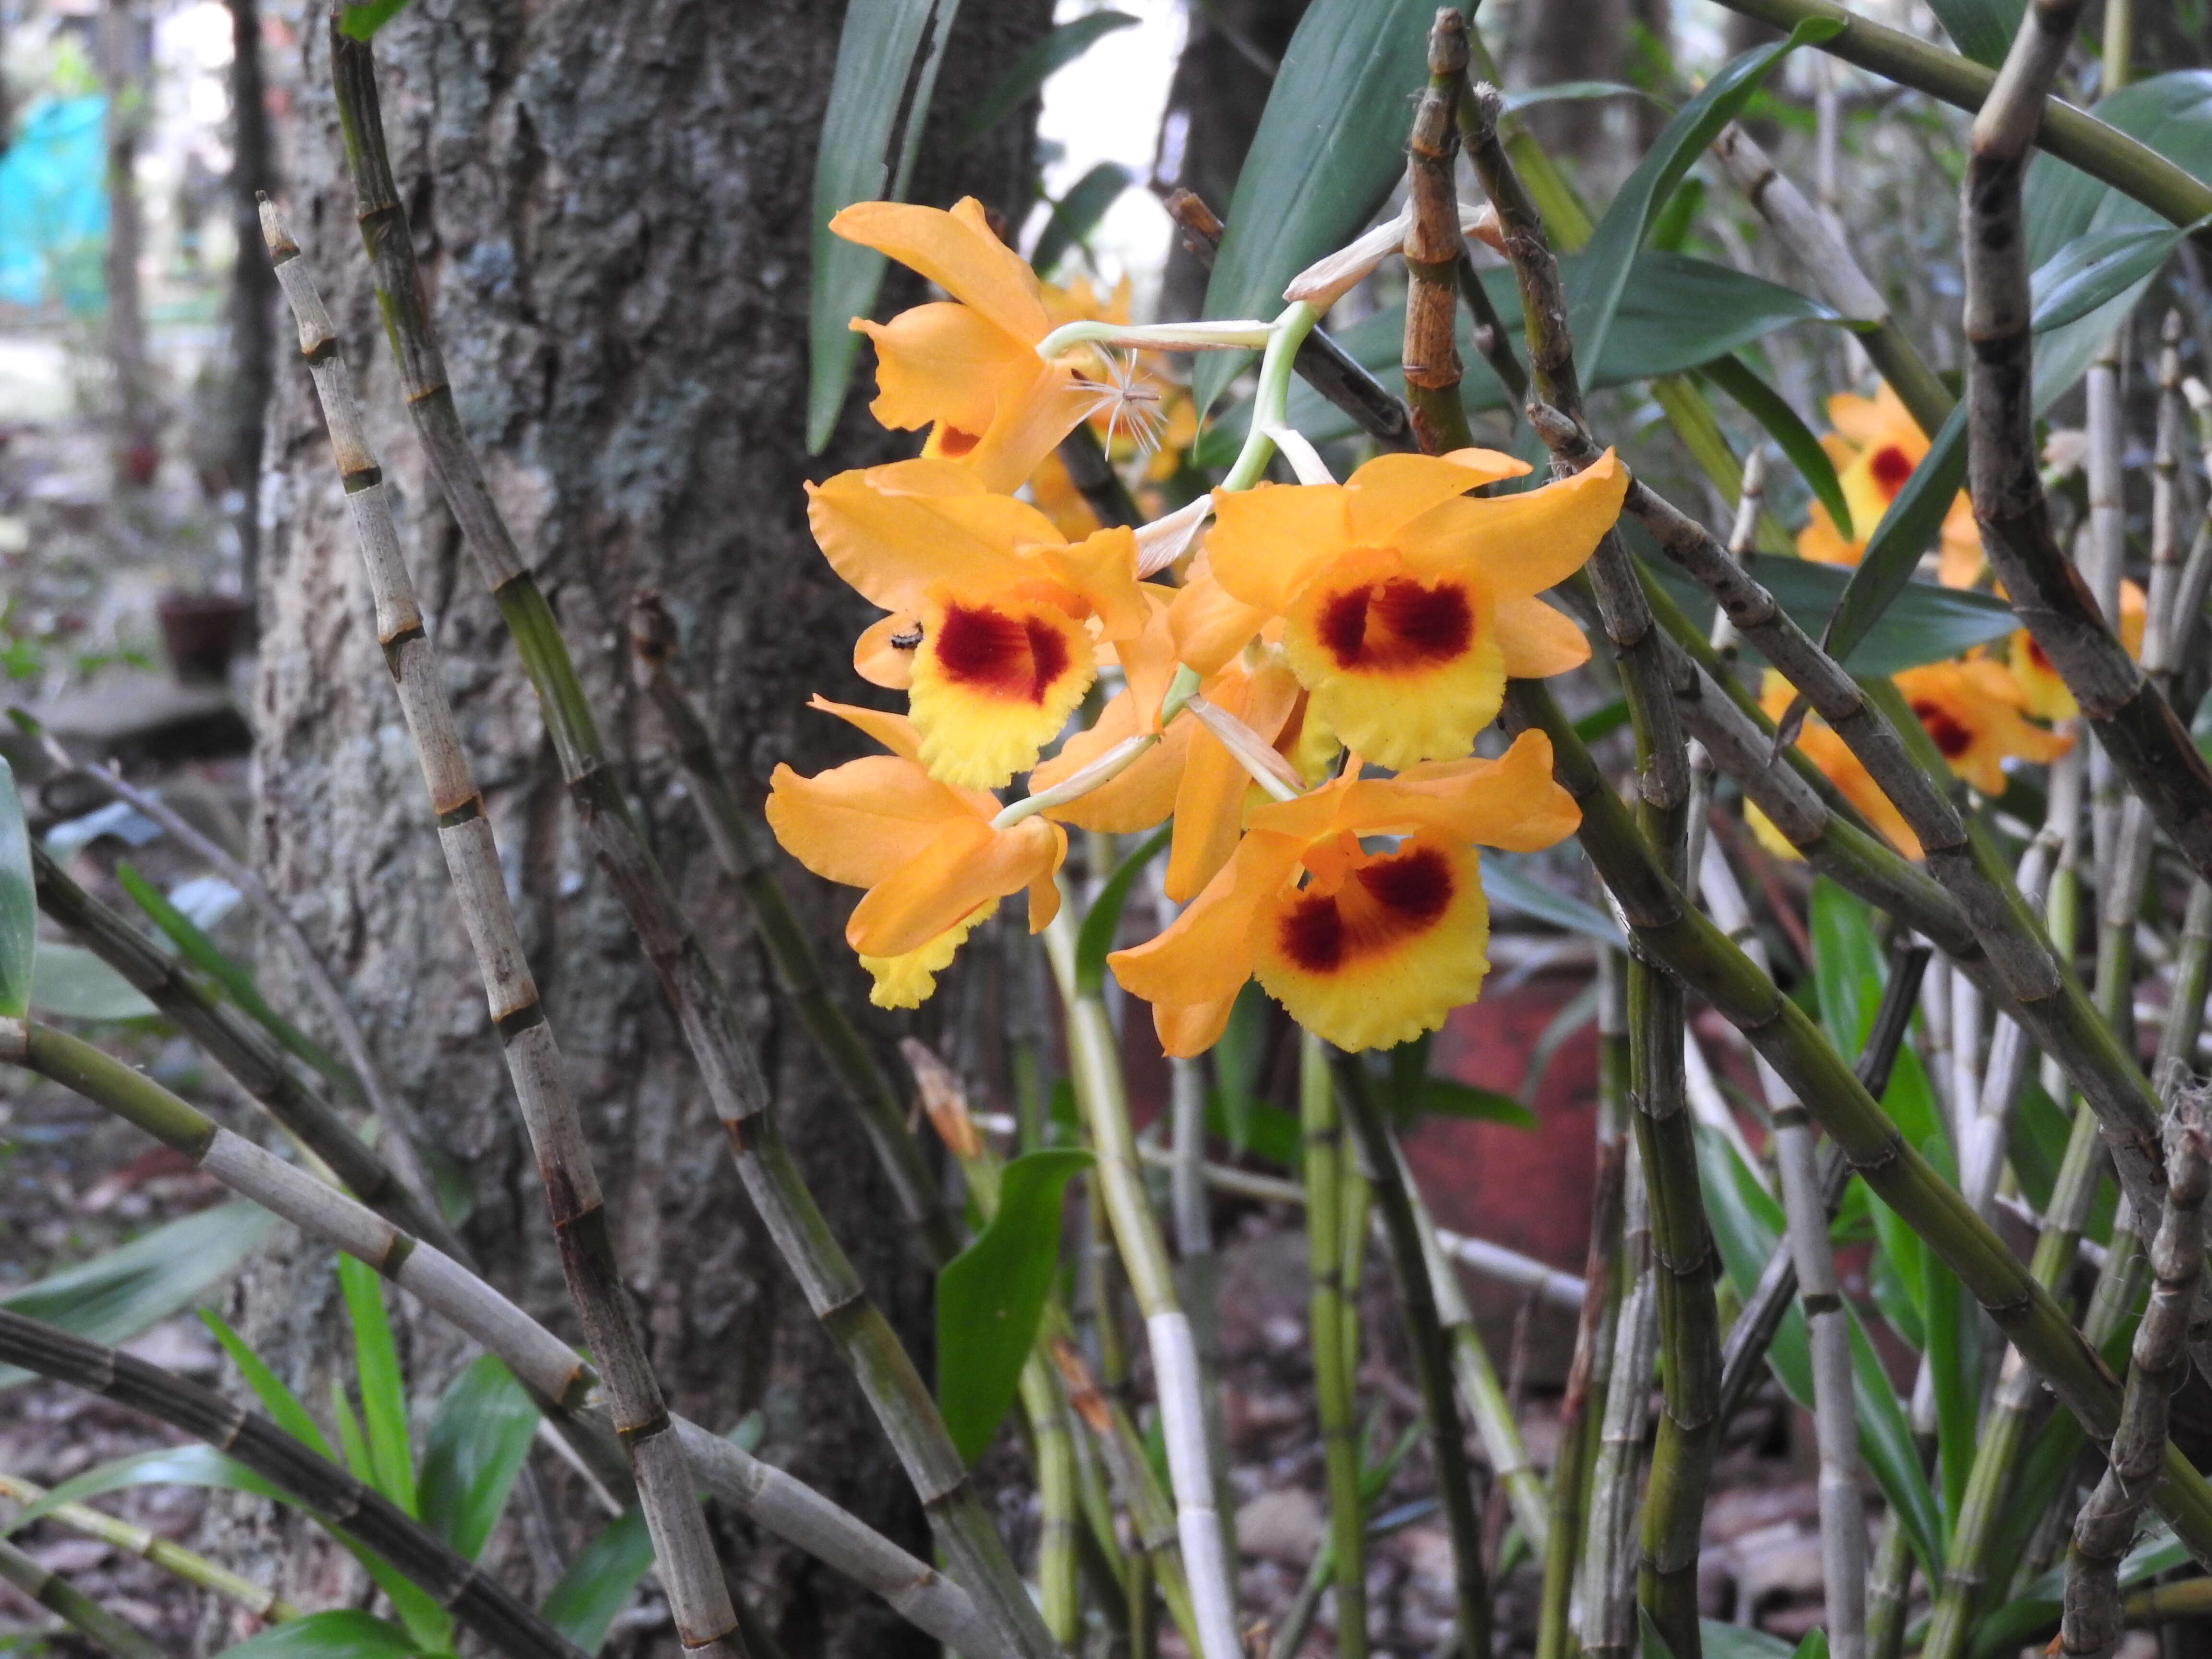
left=808, top=458, right=1151, bottom=789
left=1795, top=383, right=1982, bottom=588
left=2008, top=578, right=2145, bottom=721
left=1748, top=662, right=2071, bottom=862
left=763, top=698, right=1065, bottom=1009
left=1108, top=730, right=1580, bottom=1057
left=1179, top=449, right=1625, bottom=770
left=831, top=198, right=1093, bottom=493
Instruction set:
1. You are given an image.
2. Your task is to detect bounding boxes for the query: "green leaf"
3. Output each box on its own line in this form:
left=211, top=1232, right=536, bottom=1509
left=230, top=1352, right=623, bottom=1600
left=1208, top=983, right=1274, bottom=1155
left=28, top=940, right=158, bottom=1022
left=1700, top=353, right=1852, bottom=541
left=2030, top=218, right=2207, bottom=334
left=2028, top=73, right=2212, bottom=268
left=1521, top=980, right=1601, bottom=1102
left=1639, top=1607, right=1678, bottom=1659
left=1820, top=402, right=1967, bottom=670
left=1574, top=699, right=1630, bottom=744
left=1567, top=18, right=1839, bottom=378
left=1789, top=1629, right=1829, bottom=1659
left=1203, top=1088, right=1302, bottom=1171
left=1641, top=526, right=2017, bottom=681
left=1481, top=856, right=1624, bottom=946
left=6, top=1445, right=283, bottom=1533
left=1203, top=252, right=1835, bottom=464
left=1504, top=81, right=1657, bottom=114
left=201, top=1309, right=333, bottom=1459
left=955, top=12, right=1139, bottom=153
left=1972, top=1527, right=2186, bottom=1659
left=115, top=863, right=343, bottom=1083
left=1414, top=1078, right=1537, bottom=1129
left=1921, top=1142, right=1980, bottom=1534
left=935, top=1147, right=1093, bottom=1463
left=1923, top=0, right=2024, bottom=66
left=806, top=0, right=963, bottom=452
left=1032, top=161, right=1132, bottom=276
left=0, top=757, right=30, bottom=1020
left=418, top=1357, right=539, bottom=1563
left=329, top=1380, right=374, bottom=1486
left=334, top=0, right=411, bottom=42
left=1076, top=823, right=1171, bottom=997
left=1190, top=0, right=1434, bottom=413
left=0, top=1204, right=273, bottom=1390
left=1701, top=1623, right=1796, bottom=1659
left=541, top=1506, right=653, bottom=1653
left=337, top=1256, right=416, bottom=1515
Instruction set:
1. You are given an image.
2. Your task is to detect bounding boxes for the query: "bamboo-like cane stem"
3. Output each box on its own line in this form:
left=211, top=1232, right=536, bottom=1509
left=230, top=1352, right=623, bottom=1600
left=1530, top=407, right=2178, bottom=1245
left=1582, top=1145, right=1656, bottom=1659
left=1404, top=11, right=1477, bottom=457
left=625, top=595, right=962, bottom=1269
left=1707, top=0, right=2212, bottom=240
left=1300, top=1031, right=1368, bottom=1657
left=262, top=202, right=736, bottom=1659
left=1022, top=1355, right=1082, bottom=1644
left=1462, top=85, right=1713, bottom=1654
left=1961, top=3, right=2212, bottom=890
left=29, top=843, right=462, bottom=1260
left=1699, top=842, right=1867, bottom=1659
left=319, top=41, right=1052, bottom=1650
left=2066, top=1107, right=2210, bottom=1659
left=1042, top=906, right=1239, bottom=1659
left=0, top=1470, right=302, bottom=1624
left=56, top=757, right=435, bottom=1214
left=1710, top=123, right=1952, bottom=436
left=1333, top=1054, right=1492, bottom=1659
left=1537, top=950, right=1626, bottom=1659
left=0, top=1535, right=166, bottom=1659
left=5, top=1014, right=1001, bottom=1657
left=2145, top=315, right=2189, bottom=696
left=0, top=1302, right=585, bottom=1659
left=1714, top=939, right=1926, bottom=1428
left=1499, top=680, right=2212, bottom=1562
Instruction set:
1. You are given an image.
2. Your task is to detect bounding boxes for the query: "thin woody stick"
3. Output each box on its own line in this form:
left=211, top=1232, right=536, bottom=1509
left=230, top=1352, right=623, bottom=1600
left=0, top=1298, right=585, bottom=1659
left=320, top=39, right=1055, bottom=1652
left=2066, top=1104, right=2211, bottom=1659
left=0, top=1012, right=1000, bottom=1657
left=1300, top=1032, right=1367, bottom=1658
left=1580, top=1144, right=1656, bottom=1659
left=260, top=196, right=744, bottom=1659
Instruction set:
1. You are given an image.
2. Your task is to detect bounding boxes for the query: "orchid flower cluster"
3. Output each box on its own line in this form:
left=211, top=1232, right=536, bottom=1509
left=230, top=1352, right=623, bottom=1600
left=1750, top=385, right=2141, bottom=863
left=765, top=198, right=1627, bottom=1056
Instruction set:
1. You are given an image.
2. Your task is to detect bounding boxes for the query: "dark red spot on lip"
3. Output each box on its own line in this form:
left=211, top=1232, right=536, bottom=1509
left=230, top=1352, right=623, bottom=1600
left=1315, top=577, right=1474, bottom=672
left=937, top=425, right=981, bottom=458
left=2026, top=636, right=2053, bottom=673
left=1870, top=444, right=1914, bottom=497
left=1912, top=698, right=1974, bottom=759
left=1276, top=845, right=1457, bottom=974
left=934, top=602, right=1071, bottom=705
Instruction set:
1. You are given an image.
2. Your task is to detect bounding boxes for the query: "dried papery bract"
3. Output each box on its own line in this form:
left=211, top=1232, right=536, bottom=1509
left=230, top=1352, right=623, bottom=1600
left=259, top=196, right=745, bottom=1659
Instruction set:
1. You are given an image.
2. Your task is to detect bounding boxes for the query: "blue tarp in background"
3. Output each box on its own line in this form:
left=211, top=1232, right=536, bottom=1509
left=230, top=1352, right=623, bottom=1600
left=0, top=96, right=109, bottom=313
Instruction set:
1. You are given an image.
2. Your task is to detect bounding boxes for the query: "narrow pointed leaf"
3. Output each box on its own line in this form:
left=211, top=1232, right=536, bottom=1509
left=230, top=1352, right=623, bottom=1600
left=1032, top=161, right=1133, bottom=279
left=1813, top=403, right=1968, bottom=670
left=337, top=1256, right=416, bottom=1515
left=806, top=0, right=963, bottom=451
left=1701, top=352, right=1852, bottom=541
left=1567, top=18, right=1839, bottom=377
left=1190, top=0, right=1434, bottom=413
left=2030, top=218, right=2204, bottom=333
left=0, top=1205, right=273, bottom=1390
left=6, top=1444, right=283, bottom=1532
left=29, top=941, right=161, bottom=1022
left=1923, top=0, right=2024, bottom=67
left=1075, top=822, right=1171, bottom=996
left=418, top=1356, right=539, bottom=1563
left=213, top=1609, right=420, bottom=1658
left=541, top=1506, right=653, bottom=1653
left=936, top=1147, right=1093, bottom=1463
left=201, top=1309, right=333, bottom=1459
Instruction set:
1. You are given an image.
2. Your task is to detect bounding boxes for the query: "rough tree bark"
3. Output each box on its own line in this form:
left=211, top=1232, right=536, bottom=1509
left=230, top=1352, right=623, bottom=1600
left=205, top=2, right=1048, bottom=1654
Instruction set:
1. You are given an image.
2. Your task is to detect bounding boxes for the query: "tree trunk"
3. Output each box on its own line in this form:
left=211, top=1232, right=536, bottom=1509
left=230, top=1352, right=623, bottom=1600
left=1516, top=0, right=1626, bottom=162
left=206, top=3, right=1046, bottom=1654
left=224, top=0, right=276, bottom=602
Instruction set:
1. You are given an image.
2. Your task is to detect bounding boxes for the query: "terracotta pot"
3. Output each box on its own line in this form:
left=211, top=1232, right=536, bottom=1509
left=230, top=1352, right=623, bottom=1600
left=156, top=591, right=253, bottom=684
